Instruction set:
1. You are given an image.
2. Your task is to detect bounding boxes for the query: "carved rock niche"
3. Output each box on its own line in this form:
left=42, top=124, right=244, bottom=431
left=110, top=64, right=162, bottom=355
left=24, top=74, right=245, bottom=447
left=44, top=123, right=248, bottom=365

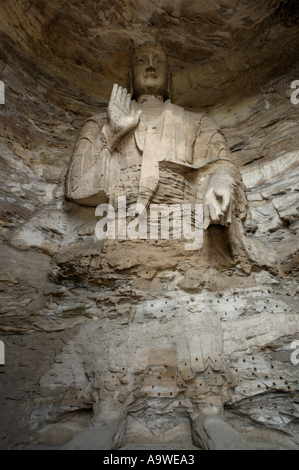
left=0, top=0, right=299, bottom=451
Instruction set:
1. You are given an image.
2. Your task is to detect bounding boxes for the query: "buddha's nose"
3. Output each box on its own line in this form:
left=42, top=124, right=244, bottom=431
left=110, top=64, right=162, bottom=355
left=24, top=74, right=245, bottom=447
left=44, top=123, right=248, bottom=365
left=146, top=65, right=156, bottom=72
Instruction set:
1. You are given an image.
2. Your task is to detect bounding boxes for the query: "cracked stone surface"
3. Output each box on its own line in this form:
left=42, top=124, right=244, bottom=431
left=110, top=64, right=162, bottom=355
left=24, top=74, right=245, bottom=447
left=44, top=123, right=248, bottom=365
left=0, top=0, right=299, bottom=450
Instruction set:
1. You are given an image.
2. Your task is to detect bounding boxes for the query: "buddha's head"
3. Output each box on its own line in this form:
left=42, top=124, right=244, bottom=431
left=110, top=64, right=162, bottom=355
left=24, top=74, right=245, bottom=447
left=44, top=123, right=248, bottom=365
left=130, top=42, right=171, bottom=101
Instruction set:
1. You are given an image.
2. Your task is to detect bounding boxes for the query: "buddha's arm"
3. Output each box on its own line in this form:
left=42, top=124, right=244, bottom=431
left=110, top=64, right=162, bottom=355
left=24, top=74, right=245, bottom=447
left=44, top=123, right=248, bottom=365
left=193, top=116, right=247, bottom=229
left=66, top=85, right=142, bottom=206
left=66, top=114, right=120, bottom=206
left=103, top=84, right=142, bottom=151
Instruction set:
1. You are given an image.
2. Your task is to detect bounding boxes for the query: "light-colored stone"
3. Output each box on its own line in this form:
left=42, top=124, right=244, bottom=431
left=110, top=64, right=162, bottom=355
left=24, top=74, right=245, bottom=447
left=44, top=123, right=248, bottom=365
left=62, top=415, right=126, bottom=451
left=191, top=413, right=255, bottom=450
left=273, top=192, right=299, bottom=225
left=66, top=43, right=246, bottom=234
left=0, top=0, right=299, bottom=451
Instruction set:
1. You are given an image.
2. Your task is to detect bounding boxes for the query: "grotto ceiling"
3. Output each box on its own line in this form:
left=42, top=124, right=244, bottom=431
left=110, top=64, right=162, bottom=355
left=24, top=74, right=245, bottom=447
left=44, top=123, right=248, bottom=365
left=0, top=0, right=298, bottom=109
left=1, top=0, right=299, bottom=451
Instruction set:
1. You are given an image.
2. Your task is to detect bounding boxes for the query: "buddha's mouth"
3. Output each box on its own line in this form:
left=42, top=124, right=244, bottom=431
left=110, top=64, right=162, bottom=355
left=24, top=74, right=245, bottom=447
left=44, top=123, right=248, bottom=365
left=144, top=72, right=158, bottom=79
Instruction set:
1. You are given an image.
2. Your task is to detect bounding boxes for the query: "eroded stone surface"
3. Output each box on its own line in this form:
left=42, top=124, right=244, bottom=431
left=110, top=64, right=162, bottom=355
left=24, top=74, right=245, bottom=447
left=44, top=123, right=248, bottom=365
left=0, top=0, right=299, bottom=451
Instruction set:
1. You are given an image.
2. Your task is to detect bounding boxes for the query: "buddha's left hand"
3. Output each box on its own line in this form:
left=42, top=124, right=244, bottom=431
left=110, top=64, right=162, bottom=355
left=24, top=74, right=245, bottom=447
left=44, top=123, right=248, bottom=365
left=203, top=182, right=232, bottom=230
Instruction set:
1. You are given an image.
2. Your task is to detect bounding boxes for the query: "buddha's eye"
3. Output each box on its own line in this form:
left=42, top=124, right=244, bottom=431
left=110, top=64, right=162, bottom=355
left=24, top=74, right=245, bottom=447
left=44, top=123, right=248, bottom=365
left=153, top=56, right=164, bottom=64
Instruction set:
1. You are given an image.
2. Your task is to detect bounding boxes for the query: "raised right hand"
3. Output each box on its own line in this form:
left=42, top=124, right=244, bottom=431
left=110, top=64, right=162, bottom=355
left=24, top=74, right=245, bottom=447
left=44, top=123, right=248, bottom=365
left=106, top=84, right=142, bottom=138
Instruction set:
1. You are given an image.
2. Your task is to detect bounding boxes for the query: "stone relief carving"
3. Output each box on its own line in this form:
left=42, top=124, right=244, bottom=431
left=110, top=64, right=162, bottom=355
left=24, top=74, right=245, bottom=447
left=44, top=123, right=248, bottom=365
left=66, top=42, right=247, bottom=233
left=62, top=42, right=255, bottom=450
left=1, top=0, right=299, bottom=451
left=59, top=43, right=294, bottom=450
left=62, top=41, right=251, bottom=290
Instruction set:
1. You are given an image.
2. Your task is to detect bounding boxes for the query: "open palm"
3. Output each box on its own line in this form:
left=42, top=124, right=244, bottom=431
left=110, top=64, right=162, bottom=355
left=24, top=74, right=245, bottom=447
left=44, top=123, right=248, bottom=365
left=107, top=84, right=142, bottom=136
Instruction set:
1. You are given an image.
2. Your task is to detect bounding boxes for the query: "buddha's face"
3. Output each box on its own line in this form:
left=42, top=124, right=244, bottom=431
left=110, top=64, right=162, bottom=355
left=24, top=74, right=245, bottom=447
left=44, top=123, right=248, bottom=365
left=132, top=48, right=169, bottom=99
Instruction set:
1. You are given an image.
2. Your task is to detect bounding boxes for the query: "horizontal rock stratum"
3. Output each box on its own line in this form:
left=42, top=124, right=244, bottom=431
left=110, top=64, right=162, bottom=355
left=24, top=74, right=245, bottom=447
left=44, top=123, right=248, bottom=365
left=0, top=0, right=299, bottom=450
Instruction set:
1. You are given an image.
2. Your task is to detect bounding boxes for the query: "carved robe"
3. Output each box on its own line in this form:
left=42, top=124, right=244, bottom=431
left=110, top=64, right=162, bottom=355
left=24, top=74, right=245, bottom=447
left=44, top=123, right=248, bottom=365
left=66, top=98, right=247, bottom=225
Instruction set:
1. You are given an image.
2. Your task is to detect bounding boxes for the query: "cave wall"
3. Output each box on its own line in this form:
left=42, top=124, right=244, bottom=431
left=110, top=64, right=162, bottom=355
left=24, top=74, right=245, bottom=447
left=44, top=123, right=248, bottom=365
left=0, top=0, right=299, bottom=449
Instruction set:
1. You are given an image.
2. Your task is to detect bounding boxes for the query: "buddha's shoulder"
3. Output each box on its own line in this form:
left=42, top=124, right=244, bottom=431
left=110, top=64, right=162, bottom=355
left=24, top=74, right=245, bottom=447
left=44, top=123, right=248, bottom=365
left=166, top=101, right=219, bottom=129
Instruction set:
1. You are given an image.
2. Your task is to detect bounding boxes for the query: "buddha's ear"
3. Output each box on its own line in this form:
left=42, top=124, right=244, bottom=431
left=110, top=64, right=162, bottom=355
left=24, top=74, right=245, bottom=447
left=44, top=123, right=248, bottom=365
left=128, top=69, right=134, bottom=97
left=166, top=71, right=172, bottom=101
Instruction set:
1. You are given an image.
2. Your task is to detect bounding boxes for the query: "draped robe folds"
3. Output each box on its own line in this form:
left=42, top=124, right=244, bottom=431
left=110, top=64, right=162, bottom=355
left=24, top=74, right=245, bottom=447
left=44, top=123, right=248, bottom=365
left=66, top=99, right=247, bottom=226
